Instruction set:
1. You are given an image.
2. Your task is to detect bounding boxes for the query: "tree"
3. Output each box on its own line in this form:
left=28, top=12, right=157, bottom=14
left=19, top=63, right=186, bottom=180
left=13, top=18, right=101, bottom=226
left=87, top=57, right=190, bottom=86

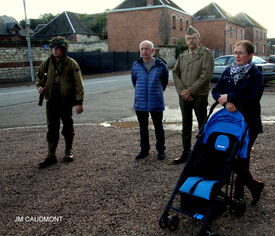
left=80, top=12, right=107, bottom=40
left=159, top=8, right=170, bottom=46
left=175, top=38, right=187, bottom=58
left=19, top=13, right=56, bottom=31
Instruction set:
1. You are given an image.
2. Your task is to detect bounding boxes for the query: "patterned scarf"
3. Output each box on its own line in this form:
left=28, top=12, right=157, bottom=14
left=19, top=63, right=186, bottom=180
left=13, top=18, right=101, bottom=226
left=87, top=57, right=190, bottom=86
left=230, top=62, right=253, bottom=84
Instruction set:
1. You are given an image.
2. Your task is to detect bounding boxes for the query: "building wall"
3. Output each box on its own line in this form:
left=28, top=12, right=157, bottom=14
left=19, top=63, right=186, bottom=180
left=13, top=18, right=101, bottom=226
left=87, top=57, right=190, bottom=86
left=75, top=34, right=100, bottom=43
left=107, top=8, right=163, bottom=52
left=194, top=20, right=225, bottom=55
left=194, top=20, right=245, bottom=57
left=252, top=27, right=268, bottom=56
left=168, top=9, right=192, bottom=45
left=0, top=41, right=108, bottom=82
left=107, top=8, right=192, bottom=52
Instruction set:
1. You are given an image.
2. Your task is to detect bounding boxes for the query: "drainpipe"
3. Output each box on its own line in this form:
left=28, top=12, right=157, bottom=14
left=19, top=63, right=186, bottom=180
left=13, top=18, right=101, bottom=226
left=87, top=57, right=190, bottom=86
left=23, top=0, right=35, bottom=82
left=225, top=22, right=227, bottom=55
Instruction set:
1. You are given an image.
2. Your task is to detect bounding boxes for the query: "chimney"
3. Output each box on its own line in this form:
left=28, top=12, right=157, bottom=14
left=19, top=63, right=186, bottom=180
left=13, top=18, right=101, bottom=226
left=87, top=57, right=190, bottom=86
left=147, top=0, right=154, bottom=6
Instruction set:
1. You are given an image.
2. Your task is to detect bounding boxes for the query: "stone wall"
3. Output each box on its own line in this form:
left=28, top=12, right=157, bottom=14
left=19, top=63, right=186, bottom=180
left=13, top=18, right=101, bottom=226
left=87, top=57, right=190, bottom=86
left=0, top=41, right=108, bottom=83
left=156, top=47, right=176, bottom=68
left=0, top=46, right=50, bottom=82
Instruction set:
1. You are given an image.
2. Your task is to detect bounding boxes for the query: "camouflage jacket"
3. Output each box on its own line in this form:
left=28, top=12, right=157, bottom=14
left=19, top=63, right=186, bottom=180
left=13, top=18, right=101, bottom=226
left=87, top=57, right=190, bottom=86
left=36, top=55, right=84, bottom=105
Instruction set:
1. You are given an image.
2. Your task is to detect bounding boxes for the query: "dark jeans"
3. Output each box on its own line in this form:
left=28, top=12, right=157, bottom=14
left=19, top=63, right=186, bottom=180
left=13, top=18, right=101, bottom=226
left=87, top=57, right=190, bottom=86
left=136, top=110, right=165, bottom=153
left=234, top=130, right=259, bottom=198
left=179, top=95, right=208, bottom=152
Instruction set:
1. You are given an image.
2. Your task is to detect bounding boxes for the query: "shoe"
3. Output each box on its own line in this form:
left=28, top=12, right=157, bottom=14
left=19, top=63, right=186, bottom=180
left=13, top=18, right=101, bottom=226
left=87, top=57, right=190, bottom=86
left=63, top=153, right=74, bottom=162
left=251, top=181, right=264, bottom=205
left=157, top=151, right=165, bottom=160
left=38, top=157, right=57, bottom=168
left=174, top=151, right=190, bottom=164
left=135, top=151, right=149, bottom=159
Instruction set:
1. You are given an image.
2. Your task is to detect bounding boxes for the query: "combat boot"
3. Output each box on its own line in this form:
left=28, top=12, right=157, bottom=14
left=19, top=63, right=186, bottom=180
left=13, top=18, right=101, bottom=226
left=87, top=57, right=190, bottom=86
left=38, top=142, right=58, bottom=168
left=64, top=138, right=74, bottom=162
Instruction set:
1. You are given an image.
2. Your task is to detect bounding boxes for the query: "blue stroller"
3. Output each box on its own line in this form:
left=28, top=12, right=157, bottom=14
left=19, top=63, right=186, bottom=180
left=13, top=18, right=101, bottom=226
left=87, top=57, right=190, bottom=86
left=159, top=102, right=249, bottom=235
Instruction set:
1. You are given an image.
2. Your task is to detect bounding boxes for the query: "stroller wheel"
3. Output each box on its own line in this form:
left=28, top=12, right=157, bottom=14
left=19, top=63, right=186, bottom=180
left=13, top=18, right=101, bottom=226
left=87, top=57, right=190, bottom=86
left=229, top=198, right=246, bottom=217
left=159, top=215, right=169, bottom=229
left=168, top=215, right=179, bottom=232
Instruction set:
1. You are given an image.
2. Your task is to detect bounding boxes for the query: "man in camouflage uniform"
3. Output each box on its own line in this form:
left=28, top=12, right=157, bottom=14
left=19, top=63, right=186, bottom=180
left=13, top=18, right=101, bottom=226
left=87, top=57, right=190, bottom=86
left=173, top=26, right=214, bottom=164
left=36, top=36, right=84, bottom=168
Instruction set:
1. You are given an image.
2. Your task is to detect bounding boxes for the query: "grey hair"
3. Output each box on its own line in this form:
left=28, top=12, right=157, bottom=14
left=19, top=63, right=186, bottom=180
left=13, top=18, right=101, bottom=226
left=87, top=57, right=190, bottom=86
left=139, top=40, right=154, bottom=49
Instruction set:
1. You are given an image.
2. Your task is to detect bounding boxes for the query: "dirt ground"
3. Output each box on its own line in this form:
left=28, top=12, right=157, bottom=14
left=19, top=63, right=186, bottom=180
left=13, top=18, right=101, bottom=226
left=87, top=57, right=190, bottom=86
left=0, top=120, right=274, bottom=235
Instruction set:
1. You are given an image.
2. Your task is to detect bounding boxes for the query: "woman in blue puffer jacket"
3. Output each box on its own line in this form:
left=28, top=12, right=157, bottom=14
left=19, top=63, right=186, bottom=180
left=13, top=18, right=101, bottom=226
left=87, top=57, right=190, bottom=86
left=131, top=40, right=169, bottom=160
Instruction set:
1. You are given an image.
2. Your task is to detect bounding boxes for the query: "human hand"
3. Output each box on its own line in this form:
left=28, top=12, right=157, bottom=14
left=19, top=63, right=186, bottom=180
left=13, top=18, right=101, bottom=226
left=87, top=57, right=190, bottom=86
left=218, top=94, right=228, bottom=105
left=37, top=87, right=45, bottom=94
left=225, top=102, right=237, bottom=112
left=76, top=105, right=83, bottom=114
left=181, top=89, right=192, bottom=101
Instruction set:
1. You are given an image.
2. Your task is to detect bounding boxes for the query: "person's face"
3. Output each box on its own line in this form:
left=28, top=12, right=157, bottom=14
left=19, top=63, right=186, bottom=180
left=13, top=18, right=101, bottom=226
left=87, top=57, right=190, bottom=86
left=185, top=33, right=199, bottom=51
left=51, top=46, right=64, bottom=59
left=139, top=43, right=154, bottom=61
left=234, top=45, right=253, bottom=66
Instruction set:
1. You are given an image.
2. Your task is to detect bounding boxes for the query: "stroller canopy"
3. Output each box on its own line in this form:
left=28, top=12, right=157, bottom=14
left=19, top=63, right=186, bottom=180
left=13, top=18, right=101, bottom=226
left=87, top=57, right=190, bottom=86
left=202, top=108, right=249, bottom=158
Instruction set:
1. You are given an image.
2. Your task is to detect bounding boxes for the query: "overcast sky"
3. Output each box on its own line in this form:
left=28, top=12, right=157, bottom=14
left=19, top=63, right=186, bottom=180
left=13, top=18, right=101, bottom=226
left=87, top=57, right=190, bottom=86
left=2, top=0, right=275, bottom=38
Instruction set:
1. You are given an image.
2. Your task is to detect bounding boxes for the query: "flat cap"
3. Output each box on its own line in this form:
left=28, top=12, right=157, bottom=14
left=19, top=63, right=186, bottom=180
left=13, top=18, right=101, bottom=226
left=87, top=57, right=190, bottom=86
left=186, top=26, right=199, bottom=35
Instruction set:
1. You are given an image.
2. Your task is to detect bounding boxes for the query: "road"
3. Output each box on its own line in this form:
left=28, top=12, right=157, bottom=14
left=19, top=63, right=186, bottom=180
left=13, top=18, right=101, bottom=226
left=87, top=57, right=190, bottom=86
left=0, top=72, right=275, bottom=129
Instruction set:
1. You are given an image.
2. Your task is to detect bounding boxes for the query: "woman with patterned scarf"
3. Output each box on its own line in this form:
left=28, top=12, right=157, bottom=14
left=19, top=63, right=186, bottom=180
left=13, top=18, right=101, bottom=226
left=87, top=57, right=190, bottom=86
left=212, top=40, right=265, bottom=214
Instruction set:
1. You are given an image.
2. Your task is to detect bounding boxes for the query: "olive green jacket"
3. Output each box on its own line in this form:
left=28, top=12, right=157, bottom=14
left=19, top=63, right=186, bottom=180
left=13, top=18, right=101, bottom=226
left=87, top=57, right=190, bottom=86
left=36, top=55, right=84, bottom=105
left=172, top=46, right=214, bottom=96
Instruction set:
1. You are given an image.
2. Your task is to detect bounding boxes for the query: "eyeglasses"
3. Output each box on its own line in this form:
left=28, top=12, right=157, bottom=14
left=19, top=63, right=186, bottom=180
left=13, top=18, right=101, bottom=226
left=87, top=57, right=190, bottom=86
left=186, top=37, right=198, bottom=41
left=234, top=51, right=248, bottom=56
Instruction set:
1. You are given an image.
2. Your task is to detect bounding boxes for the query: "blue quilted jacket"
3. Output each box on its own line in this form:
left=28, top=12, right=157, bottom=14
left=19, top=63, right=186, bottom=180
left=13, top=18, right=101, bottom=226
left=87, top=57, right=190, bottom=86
left=131, top=57, right=169, bottom=112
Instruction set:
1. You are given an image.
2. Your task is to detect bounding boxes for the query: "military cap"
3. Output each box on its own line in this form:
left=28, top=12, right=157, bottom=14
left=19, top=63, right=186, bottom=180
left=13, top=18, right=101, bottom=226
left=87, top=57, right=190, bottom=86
left=186, top=26, right=199, bottom=35
left=49, top=36, right=68, bottom=51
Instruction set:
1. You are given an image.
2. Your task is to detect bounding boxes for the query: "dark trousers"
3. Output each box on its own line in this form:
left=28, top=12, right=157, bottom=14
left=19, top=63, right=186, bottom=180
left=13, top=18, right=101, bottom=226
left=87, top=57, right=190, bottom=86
left=46, top=100, right=75, bottom=155
left=179, top=96, right=208, bottom=152
left=136, top=110, right=165, bottom=153
left=234, top=130, right=259, bottom=198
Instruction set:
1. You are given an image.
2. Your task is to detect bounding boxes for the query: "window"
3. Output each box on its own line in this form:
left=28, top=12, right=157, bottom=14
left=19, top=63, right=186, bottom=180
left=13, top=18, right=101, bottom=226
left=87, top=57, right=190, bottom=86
left=263, top=45, right=265, bottom=54
left=180, top=18, right=183, bottom=31
left=173, top=16, right=176, bottom=29
left=186, top=20, right=189, bottom=31
left=255, top=43, right=258, bottom=54
left=240, top=30, right=243, bottom=40
left=229, top=26, right=232, bottom=38
left=235, top=28, right=237, bottom=39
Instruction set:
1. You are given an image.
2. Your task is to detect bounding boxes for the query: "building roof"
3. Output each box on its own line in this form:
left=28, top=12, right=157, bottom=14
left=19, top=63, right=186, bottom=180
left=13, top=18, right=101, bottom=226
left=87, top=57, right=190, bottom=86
left=32, top=11, right=97, bottom=40
left=109, top=0, right=191, bottom=15
left=193, top=2, right=243, bottom=26
left=233, top=12, right=266, bottom=30
left=0, top=15, right=26, bottom=37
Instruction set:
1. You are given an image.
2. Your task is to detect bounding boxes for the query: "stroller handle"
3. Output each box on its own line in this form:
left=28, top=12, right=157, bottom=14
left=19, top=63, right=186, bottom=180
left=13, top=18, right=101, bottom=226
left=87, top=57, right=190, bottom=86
left=198, top=101, right=219, bottom=136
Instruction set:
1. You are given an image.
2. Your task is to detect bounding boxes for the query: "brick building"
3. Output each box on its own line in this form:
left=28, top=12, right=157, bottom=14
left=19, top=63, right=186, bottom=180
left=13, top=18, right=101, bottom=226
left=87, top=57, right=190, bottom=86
left=193, top=2, right=246, bottom=57
left=234, top=12, right=267, bottom=56
left=106, top=0, right=193, bottom=52
left=193, top=3, right=268, bottom=57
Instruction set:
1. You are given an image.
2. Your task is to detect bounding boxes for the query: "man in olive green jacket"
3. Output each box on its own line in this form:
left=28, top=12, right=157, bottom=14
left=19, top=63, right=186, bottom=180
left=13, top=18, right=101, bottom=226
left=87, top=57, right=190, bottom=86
left=173, top=26, right=214, bottom=164
left=36, top=36, right=84, bottom=168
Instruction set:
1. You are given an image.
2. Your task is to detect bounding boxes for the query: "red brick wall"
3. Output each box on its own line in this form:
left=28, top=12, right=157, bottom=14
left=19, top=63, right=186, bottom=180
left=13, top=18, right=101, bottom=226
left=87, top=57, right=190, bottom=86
left=107, top=9, right=163, bottom=52
left=194, top=20, right=246, bottom=56
left=168, top=9, right=192, bottom=45
left=107, top=8, right=192, bottom=52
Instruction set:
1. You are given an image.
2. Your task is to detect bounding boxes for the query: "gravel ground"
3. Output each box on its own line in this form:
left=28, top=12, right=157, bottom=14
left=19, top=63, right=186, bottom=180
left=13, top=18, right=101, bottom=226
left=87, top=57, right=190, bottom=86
left=0, top=122, right=274, bottom=236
